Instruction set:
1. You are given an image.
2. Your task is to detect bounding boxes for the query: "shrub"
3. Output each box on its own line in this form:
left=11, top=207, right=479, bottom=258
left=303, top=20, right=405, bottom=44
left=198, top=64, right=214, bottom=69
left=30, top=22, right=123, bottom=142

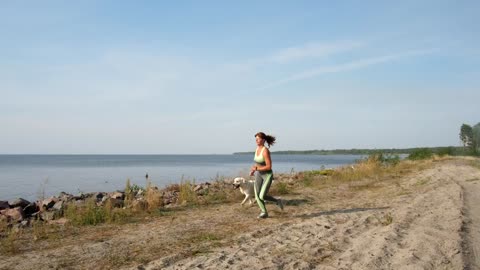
left=437, top=147, right=456, bottom=156
left=408, top=148, right=433, bottom=160
left=370, top=153, right=400, bottom=166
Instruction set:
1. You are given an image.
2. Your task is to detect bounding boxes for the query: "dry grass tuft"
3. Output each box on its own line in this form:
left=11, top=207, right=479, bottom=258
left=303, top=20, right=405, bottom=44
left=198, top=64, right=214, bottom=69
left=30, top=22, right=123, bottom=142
left=272, top=181, right=292, bottom=195
left=0, top=227, right=21, bottom=254
left=145, top=185, right=163, bottom=212
left=178, top=180, right=198, bottom=206
left=63, top=198, right=133, bottom=226
left=379, top=213, right=394, bottom=226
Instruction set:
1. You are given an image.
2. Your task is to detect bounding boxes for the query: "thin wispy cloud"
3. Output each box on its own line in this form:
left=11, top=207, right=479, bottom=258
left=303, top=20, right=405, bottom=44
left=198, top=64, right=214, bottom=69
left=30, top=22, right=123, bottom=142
left=223, top=40, right=364, bottom=72
left=257, top=49, right=437, bottom=90
left=269, top=41, right=364, bottom=63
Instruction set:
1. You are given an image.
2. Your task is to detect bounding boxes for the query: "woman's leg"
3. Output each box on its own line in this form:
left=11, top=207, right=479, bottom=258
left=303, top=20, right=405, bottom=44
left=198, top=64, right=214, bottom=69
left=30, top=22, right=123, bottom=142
left=259, top=173, right=277, bottom=203
left=254, top=172, right=267, bottom=214
left=259, top=173, right=284, bottom=210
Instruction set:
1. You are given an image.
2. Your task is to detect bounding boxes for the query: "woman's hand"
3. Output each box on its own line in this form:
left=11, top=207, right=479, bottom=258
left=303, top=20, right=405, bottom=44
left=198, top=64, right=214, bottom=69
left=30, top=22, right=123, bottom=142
left=250, top=165, right=257, bottom=176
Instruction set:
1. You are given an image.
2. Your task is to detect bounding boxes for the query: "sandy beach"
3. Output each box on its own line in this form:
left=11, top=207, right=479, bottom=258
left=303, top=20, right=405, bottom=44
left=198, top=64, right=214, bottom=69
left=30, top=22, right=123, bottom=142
left=1, top=157, right=479, bottom=270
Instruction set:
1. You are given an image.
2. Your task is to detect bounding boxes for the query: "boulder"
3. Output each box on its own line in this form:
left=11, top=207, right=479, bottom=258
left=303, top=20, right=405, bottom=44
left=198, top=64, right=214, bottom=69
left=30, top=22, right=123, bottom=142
left=105, top=198, right=124, bottom=208
left=40, top=211, right=55, bottom=221
left=73, top=193, right=86, bottom=201
left=42, top=197, right=58, bottom=209
left=0, top=200, right=9, bottom=210
left=110, top=191, right=125, bottom=200
left=0, top=207, right=25, bottom=222
left=59, top=192, right=74, bottom=202
left=23, top=203, right=39, bottom=216
left=194, top=185, right=203, bottom=192
left=52, top=201, right=64, bottom=211
left=9, top=198, right=31, bottom=209
left=162, top=191, right=178, bottom=205
left=94, top=192, right=105, bottom=201
left=0, top=214, right=9, bottom=223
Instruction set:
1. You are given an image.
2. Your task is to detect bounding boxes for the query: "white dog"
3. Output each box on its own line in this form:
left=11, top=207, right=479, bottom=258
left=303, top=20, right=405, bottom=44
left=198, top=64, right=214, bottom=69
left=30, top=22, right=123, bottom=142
left=233, top=177, right=255, bottom=206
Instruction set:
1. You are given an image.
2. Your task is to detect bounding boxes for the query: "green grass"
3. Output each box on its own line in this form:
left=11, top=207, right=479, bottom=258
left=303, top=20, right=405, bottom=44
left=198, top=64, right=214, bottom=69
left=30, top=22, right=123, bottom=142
left=63, top=198, right=133, bottom=226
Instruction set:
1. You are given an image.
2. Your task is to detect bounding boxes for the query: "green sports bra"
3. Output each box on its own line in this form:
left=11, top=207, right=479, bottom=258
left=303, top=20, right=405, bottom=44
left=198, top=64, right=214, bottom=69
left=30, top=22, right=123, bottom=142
left=254, top=147, right=265, bottom=163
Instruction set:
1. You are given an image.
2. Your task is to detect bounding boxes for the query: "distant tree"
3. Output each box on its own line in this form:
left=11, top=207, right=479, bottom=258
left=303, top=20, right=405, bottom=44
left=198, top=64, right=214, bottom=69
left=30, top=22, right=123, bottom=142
left=460, top=124, right=474, bottom=148
left=473, top=123, right=480, bottom=154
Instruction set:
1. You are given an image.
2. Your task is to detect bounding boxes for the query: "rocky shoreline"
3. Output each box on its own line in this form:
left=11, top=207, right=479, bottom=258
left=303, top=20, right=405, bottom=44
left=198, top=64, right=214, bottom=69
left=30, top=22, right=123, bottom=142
left=0, top=179, right=234, bottom=228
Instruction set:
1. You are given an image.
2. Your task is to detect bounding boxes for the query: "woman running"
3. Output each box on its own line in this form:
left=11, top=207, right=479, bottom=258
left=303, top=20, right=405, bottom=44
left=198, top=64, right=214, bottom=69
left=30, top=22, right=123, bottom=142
left=250, top=132, right=284, bottom=219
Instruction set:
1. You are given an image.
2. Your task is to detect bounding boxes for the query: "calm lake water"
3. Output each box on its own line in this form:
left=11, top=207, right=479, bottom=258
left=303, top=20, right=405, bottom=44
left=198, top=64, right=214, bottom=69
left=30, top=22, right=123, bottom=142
left=0, top=154, right=366, bottom=201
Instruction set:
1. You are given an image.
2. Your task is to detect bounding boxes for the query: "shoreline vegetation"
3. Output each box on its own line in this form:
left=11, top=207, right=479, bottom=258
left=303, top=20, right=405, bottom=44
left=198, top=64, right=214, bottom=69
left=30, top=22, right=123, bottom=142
left=1, top=152, right=479, bottom=269
left=234, top=146, right=466, bottom=155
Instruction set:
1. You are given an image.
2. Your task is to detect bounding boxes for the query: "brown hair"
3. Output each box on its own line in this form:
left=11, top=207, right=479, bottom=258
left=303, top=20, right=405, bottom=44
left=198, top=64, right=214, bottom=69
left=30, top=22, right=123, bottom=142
left=255, top=132, right=276, bottom=148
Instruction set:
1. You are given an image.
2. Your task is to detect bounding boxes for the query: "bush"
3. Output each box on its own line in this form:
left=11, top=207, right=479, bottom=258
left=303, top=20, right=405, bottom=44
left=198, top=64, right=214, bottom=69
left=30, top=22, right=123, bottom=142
left=437, top=146, right=456, bottom=156
left=408, top=148, right=433, bottom=160
left=367, top=153, right=400, bottom=166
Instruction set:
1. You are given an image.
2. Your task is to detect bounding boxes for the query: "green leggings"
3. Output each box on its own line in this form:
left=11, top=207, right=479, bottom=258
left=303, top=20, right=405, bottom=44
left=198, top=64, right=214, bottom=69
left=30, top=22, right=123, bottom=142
left=254, top=171, right=278, bottom=213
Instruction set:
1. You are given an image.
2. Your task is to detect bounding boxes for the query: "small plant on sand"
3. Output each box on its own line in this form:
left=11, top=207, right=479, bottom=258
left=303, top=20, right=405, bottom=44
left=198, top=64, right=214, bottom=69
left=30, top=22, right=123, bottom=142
left=415, top=177, right=430, bottom=186
left=379, top=213, right=393, bottom=226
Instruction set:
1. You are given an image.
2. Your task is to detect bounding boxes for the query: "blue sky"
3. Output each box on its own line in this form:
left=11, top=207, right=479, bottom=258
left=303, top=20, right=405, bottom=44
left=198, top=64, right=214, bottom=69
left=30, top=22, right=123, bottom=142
left=1, top=1, right=479, bottom=154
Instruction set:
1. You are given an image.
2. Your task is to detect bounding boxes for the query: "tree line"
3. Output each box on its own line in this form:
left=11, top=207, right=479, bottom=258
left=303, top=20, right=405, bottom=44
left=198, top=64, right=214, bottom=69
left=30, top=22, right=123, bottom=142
left=234, top=122, right=480, bottom=157
left=233, top=147, right=465, bottom=156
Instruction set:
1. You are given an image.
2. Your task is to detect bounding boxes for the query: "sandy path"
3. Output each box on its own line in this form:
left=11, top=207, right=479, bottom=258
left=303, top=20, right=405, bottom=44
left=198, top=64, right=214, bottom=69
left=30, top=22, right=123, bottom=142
left=456, top=160, right=480, bottom=269
left=142, top=162, right=468, bottom=270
